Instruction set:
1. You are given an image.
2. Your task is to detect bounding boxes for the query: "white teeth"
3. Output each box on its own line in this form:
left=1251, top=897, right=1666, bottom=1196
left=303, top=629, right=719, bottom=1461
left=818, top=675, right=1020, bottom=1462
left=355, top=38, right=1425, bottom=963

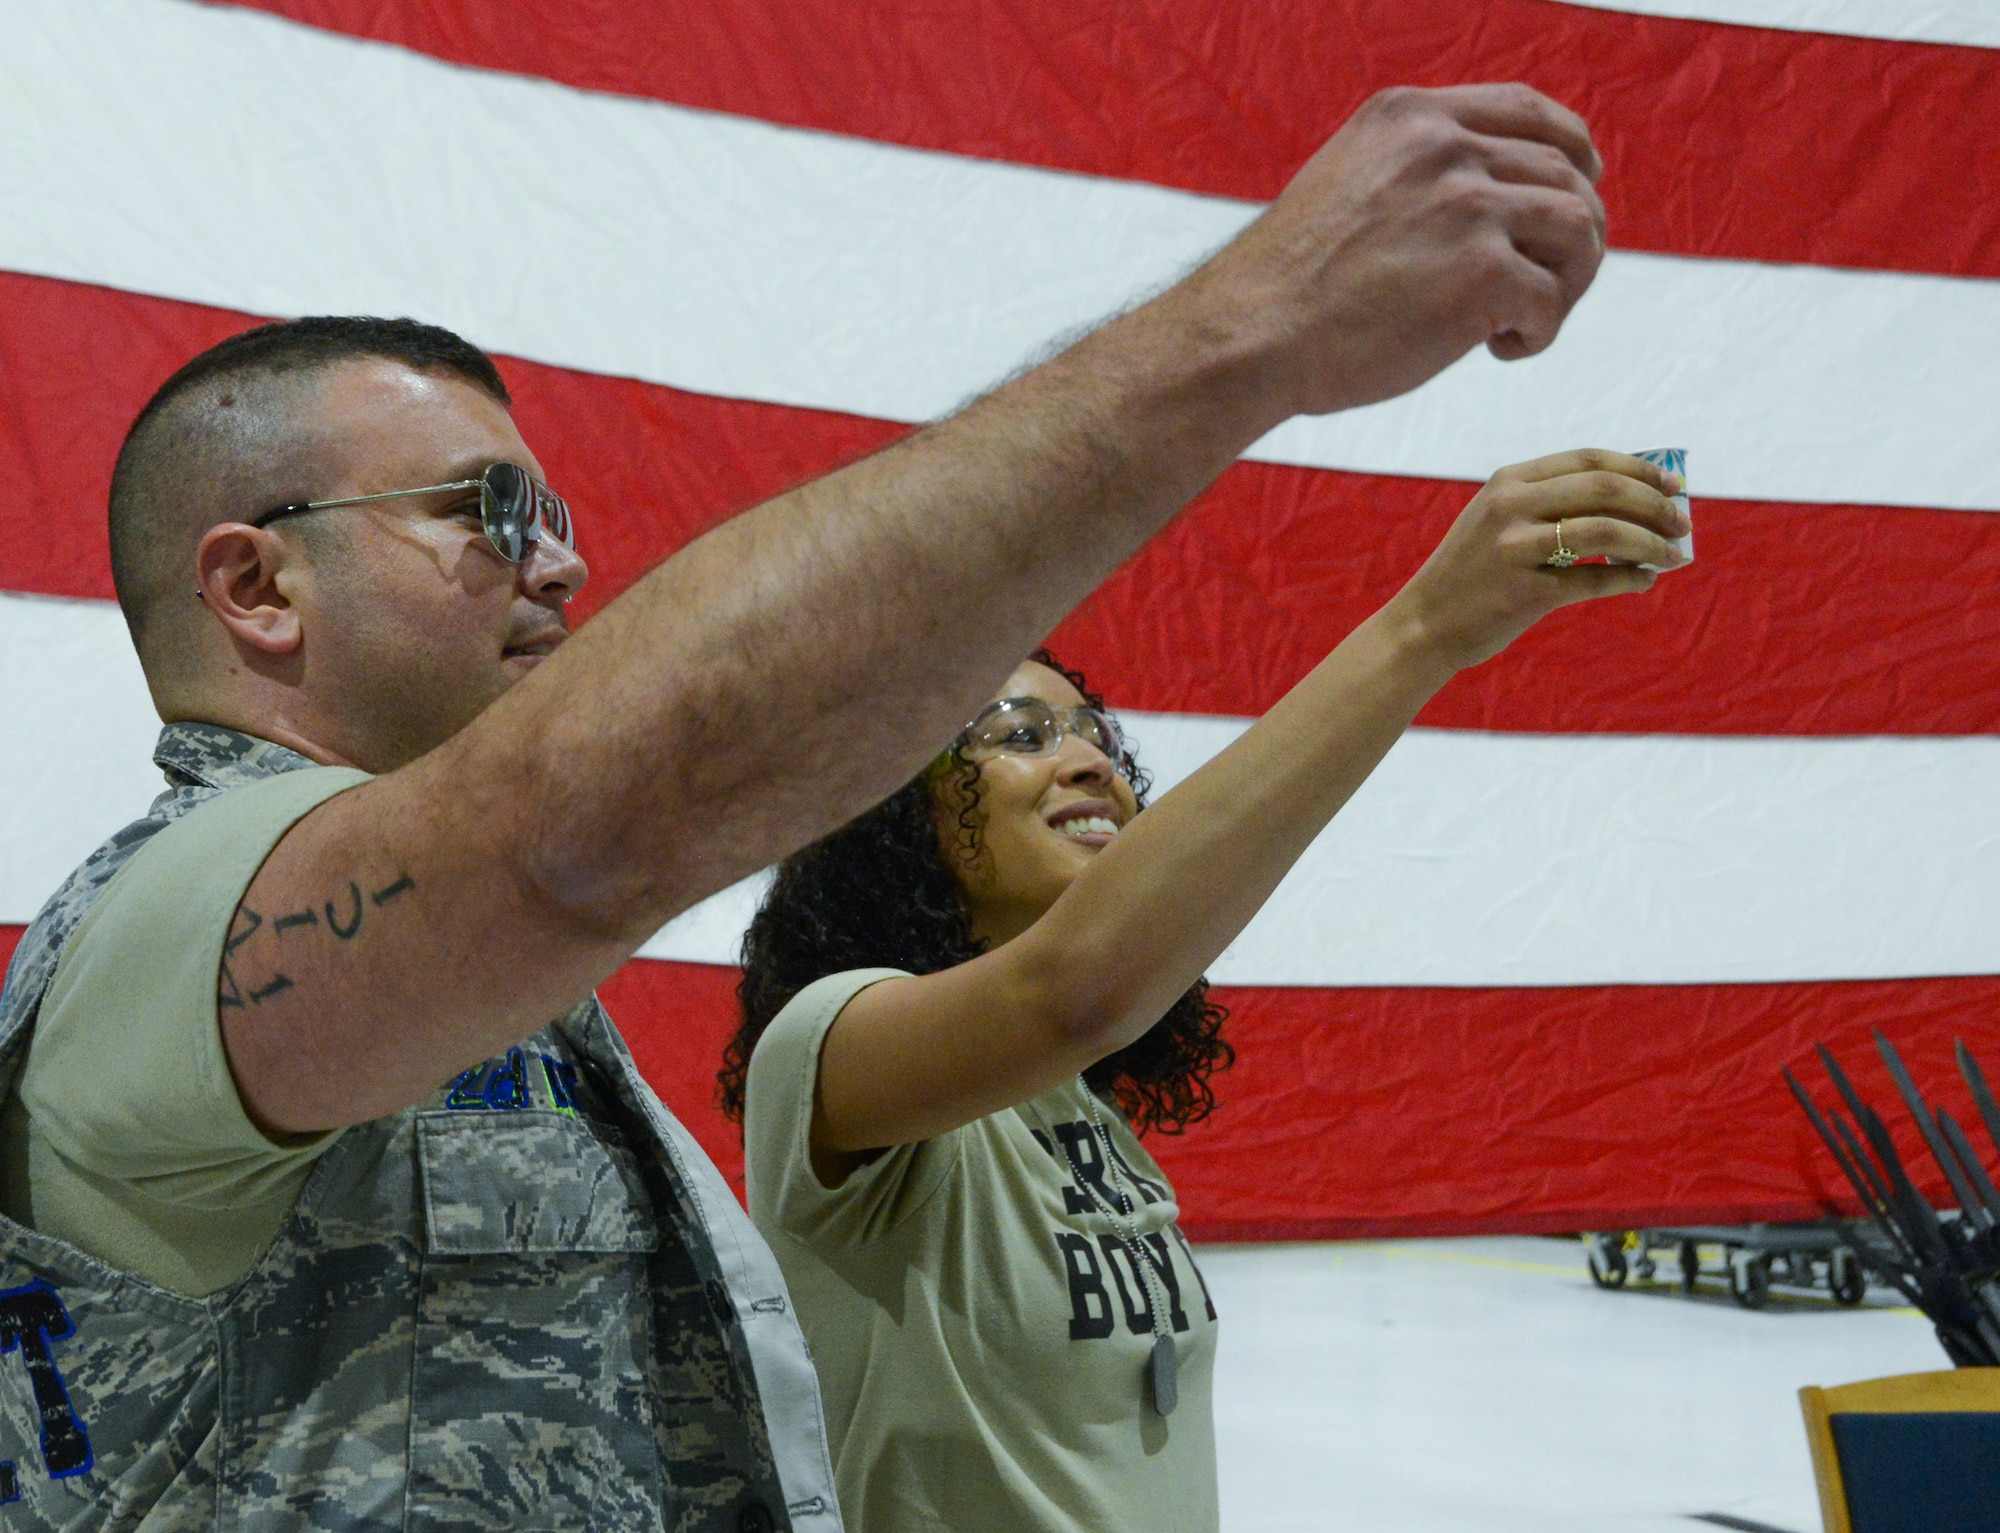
left=1057, top=816, right=1119, bottom=839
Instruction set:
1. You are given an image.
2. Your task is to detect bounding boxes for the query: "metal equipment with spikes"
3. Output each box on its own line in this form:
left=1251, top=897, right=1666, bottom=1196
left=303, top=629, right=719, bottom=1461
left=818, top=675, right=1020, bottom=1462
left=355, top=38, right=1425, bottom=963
left=1785, top=1034, right=2000, bottom=1366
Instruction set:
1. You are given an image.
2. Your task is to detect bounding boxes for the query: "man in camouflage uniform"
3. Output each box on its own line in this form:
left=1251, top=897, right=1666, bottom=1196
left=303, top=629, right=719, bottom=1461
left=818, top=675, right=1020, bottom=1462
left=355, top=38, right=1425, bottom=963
left=0, top=84, right=1608, bottom=1529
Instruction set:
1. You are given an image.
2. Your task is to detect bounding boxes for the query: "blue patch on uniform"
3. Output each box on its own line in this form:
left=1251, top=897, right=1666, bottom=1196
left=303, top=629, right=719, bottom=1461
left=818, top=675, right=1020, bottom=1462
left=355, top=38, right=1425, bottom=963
left=483, top=1048, right=530, bottom=1110
left=445, top=1048, right=537, bottom=1112
left=445, top=1064, right=490, bottom=1110
left=0, top=1279, right=94, bottom=1479
left=541, top=1055, right=580, bottom=1116
left=0, top=1460, right=19, bottom=1502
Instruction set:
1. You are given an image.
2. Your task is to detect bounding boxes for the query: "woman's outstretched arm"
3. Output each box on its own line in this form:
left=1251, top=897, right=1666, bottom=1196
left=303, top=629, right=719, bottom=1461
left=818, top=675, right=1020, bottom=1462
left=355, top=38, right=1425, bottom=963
left=813, top=449, right=1688, bottom=1168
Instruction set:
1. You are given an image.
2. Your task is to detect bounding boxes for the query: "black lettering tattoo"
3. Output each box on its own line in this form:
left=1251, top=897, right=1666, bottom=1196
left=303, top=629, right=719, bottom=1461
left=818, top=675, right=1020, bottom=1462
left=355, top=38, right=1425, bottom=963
left=324, top=882, right=364, bottom=940
left=216, top=871, right=411, bottom=1014
left=224, top=903, right=263, bottom=953
left=247, top=973, right=294, bottom=1005
left=217, top=903, right=262, bottom=1010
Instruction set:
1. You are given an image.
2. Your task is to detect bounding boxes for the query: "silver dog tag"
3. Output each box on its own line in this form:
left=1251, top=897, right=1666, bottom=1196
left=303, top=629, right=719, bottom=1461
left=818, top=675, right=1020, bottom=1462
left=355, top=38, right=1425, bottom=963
left=1150, top=1334, right=1178, bottom=1417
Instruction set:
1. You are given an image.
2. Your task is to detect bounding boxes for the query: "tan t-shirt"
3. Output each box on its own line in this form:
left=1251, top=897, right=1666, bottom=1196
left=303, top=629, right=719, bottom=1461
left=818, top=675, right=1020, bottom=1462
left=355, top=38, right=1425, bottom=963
left=745, top=969, right=1220, bottom=1533
left=0, top=766, right=368, bottom=1296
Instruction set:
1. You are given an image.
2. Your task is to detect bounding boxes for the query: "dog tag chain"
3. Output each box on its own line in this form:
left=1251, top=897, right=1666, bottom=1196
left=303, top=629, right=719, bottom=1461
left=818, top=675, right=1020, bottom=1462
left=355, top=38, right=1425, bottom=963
left=1052, top=1082, right=1179, bottom=1417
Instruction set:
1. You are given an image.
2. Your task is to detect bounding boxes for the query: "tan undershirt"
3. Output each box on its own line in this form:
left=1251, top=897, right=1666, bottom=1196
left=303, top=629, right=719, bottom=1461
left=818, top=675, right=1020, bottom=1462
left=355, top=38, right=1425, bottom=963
left=0, top=767, right=368, bottom=1297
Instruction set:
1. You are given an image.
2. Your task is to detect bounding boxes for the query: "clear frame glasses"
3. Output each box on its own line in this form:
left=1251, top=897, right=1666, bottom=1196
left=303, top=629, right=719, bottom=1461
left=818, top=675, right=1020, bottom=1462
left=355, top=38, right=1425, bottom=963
left=254, top=461, right=574, bottom=564
left=957, top=697, right=1127, bottom=773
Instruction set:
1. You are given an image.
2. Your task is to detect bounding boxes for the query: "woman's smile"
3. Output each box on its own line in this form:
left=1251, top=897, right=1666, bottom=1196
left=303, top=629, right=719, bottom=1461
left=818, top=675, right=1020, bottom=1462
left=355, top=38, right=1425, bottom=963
left=1046, top=800, right=1123, bottom=847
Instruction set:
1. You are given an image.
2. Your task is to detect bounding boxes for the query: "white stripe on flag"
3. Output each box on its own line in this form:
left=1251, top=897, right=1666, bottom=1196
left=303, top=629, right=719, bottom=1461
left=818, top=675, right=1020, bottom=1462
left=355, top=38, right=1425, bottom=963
left=646, top=710, right=2000, bottom=987
left=1554, top=0, right=2000, bottom=49
left=4, top=0, right=2000, bottom=512
left=16, top=594, right=2000, bottom=987
left=1, top=594, right=163, bottom=914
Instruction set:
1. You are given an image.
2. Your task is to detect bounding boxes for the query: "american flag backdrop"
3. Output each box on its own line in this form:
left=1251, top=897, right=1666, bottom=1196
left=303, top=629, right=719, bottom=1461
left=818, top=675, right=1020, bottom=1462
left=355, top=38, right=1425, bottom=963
left=3, top=0, right=1999, bottom=1239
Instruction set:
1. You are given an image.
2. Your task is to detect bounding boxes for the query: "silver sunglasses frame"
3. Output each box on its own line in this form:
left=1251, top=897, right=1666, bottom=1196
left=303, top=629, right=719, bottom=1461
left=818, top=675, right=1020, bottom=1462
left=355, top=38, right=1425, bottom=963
left=253, top=463, right=572, bottom=564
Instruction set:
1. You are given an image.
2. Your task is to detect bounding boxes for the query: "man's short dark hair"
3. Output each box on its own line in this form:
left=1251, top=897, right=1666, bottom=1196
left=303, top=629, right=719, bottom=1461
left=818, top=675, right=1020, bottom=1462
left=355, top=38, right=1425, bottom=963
left=109, top=315, right=511, bottom=676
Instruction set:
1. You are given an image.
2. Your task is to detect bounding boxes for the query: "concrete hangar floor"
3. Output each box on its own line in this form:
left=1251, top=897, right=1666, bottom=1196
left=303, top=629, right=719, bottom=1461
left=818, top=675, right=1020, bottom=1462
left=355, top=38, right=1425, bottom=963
left=1203, top=1235, right=1940, bottom=1532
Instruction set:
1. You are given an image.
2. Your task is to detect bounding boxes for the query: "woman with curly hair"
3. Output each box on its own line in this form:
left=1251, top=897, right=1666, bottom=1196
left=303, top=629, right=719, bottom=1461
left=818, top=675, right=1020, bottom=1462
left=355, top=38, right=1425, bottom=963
left=720, top=449, right=1688, bottom=1532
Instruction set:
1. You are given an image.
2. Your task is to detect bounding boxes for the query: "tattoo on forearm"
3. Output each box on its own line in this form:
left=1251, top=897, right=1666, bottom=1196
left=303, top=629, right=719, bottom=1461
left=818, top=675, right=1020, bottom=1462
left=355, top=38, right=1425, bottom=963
left=215, top=872, right=418, bottom=1012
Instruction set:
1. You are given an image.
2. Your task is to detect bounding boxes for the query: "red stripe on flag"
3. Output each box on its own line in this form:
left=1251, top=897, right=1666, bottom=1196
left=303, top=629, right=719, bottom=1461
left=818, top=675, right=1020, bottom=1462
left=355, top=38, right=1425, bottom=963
left=8, top=271, right=2000, bottom=735
left=0, top=271, right=905, bottom=608
left=227, top=0, right=2000, bottom=280
left=8, top=929, right=1992, bottom=1237
left=0, top=276, right=251, bottom=599
left=1157, top=976, right=1996, bottom=1240
left=596, top=953, right=2000, bottom=1236
left=1054, top=477, right=2000, bottom=734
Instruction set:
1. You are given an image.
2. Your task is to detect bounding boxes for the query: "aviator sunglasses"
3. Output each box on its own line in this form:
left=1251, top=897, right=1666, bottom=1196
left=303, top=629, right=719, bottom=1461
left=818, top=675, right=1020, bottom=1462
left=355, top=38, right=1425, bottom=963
left=956, top=697, right=1128, bottom=774
left=254, top=461, right=575, bottom=564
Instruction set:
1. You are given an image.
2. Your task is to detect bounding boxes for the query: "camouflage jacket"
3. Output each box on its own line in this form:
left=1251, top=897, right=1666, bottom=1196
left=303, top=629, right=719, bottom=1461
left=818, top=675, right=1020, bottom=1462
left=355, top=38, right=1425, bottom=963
left=0, top=723, right=841, bottom=1532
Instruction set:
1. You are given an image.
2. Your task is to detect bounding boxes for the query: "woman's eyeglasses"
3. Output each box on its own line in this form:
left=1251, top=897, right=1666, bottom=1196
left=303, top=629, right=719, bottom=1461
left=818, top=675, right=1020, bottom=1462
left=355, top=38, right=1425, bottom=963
left=957, top=697, right=1126, bottom=773
left=254, top=461, right=574, bottom=564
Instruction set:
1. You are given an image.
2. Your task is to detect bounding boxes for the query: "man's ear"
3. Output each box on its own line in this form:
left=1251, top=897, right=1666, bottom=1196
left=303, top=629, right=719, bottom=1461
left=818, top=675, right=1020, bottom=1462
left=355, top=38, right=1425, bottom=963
left=195, top=523, right=304, bottom=656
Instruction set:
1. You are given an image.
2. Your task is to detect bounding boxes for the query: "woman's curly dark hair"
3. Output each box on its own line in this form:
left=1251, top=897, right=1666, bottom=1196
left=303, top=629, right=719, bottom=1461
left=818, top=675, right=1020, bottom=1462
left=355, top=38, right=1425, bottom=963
left=719, top=650, right=1232, bottom=1136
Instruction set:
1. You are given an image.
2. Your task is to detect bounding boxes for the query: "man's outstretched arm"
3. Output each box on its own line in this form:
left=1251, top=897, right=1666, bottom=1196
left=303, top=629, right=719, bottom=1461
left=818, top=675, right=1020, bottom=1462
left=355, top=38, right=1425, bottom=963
left=224, top=83, right=1608, bottom=1131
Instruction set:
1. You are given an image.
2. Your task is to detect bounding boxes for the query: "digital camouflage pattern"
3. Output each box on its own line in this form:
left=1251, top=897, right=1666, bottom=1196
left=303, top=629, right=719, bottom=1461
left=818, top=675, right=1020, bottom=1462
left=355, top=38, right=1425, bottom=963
left=0, top=724, right=842, bottom=1531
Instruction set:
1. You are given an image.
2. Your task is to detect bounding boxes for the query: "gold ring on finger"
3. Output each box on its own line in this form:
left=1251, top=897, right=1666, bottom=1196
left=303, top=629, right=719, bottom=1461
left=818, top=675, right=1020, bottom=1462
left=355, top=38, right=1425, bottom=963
left=1545, top=519, right=1579, bottom=569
